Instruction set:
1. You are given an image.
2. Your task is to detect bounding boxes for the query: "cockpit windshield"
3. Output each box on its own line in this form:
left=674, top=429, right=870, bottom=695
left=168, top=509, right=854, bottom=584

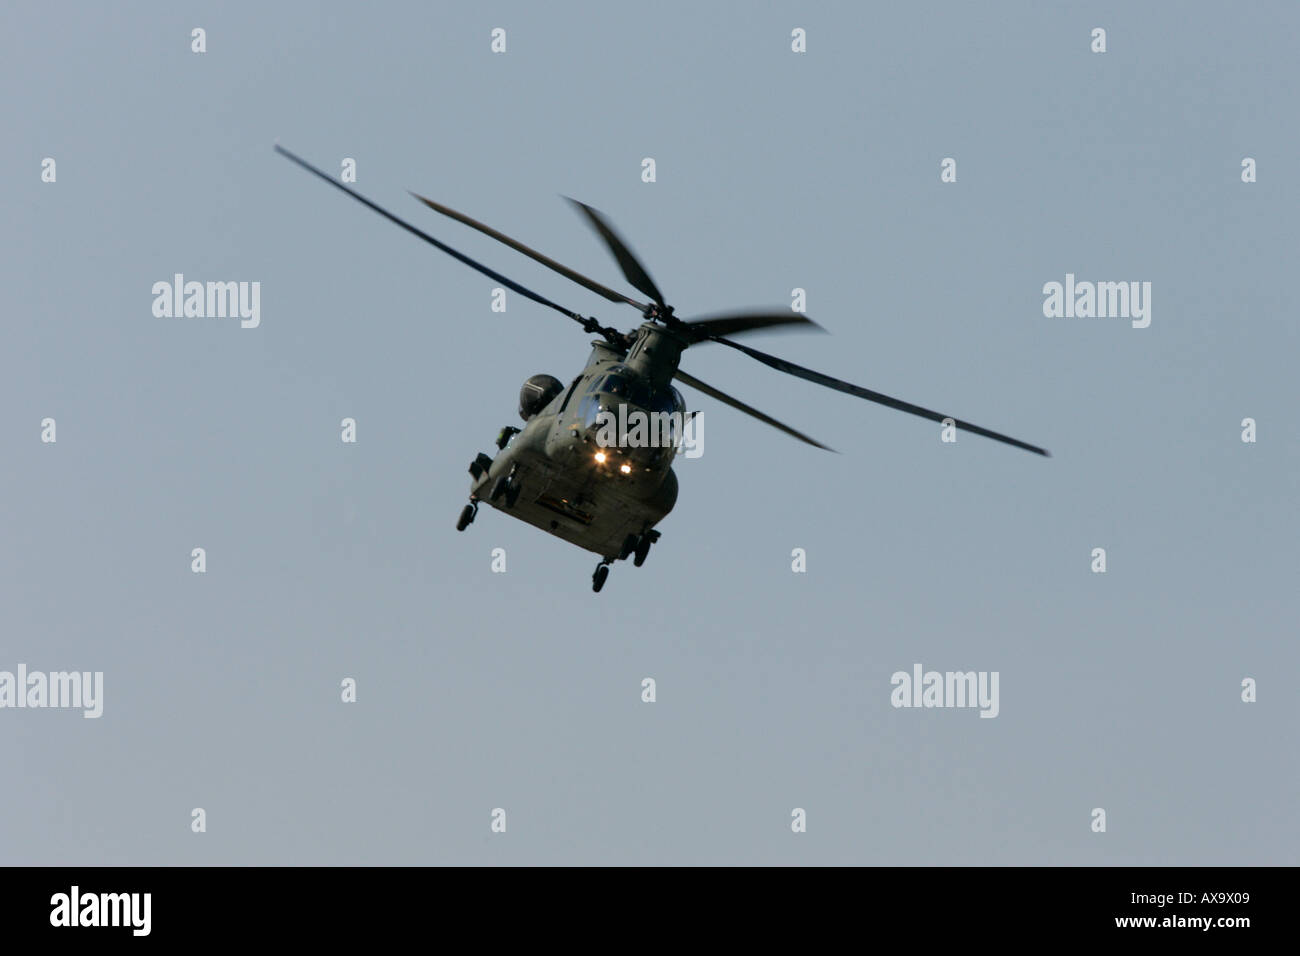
left=586, top=372, right=684, bottom=414
left=601, top=374, right=631, bottom=397
left=647, top=386, right=684, bottom=415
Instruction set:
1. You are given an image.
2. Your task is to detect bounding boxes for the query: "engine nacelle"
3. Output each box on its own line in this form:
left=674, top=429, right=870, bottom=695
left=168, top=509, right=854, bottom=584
left=519, top=374, right=564, bottom=421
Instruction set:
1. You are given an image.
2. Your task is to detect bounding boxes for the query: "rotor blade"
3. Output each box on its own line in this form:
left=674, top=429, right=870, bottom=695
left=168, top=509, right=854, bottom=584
left=709, top=336, right=1050, bottom=456
left=566, top=198, right=666, bottom=308
left=409, top=191, right=648, bottom=310
left=682, top=311, right=823, bottom=341
left=674, top=369, right=833, bottom=452
left=274, top=144, right=591, bottom=328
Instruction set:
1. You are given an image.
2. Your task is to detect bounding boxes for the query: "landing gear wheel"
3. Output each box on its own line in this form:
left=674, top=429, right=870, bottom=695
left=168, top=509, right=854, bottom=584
left=489, top=475, right=509, bottom=502
left=592, top=563, right=610, bottom=593
left=456, top=503, right=477, bottom=531
left=618, top=534, right=638, bottom=561
left=633, top=536, right=651, bottom=567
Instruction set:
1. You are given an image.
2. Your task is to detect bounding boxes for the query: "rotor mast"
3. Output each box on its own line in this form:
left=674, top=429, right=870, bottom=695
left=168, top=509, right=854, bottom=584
left=624, top=320, right=690, bottom=391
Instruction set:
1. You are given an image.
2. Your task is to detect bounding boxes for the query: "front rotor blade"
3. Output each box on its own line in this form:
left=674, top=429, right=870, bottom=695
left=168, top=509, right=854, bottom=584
left=710, top=336, right=1050, bottom=457
left=683, top=311, right=823, bottom=342
left=566, top=198, right=666, bottom=308
left=274, top=145, right=589, bottom=328
left=674, top=370, right=833, bottom=452
left=410, top=192, right=648, bottom=310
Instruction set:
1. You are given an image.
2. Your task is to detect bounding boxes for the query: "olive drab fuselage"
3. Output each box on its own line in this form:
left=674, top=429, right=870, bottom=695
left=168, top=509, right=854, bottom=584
left=470, top=322, right=690, bottom=560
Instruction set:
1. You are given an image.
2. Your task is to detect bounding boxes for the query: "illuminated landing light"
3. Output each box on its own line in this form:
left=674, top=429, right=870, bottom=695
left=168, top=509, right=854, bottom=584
left=594, top=451, right=607, bottom=463
left=619, top=463, right=632, bottom=474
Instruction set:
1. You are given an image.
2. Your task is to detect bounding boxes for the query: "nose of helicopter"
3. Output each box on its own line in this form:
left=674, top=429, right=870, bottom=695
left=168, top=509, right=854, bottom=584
left=584, top=400, right=680, bottom=472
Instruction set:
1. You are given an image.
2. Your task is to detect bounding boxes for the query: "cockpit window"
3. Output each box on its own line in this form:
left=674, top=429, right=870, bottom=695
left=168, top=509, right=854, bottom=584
left=602, top=374, right=629, bottom=396
left=647, top=389, right=674, bottom=415
left=577, top=395, right=603, bottom=429
left=577, top=370, right=683, bottom=414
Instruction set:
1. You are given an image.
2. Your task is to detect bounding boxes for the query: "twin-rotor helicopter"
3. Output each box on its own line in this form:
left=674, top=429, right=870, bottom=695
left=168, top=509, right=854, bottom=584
left=276, top=145, right=1048, bottom=592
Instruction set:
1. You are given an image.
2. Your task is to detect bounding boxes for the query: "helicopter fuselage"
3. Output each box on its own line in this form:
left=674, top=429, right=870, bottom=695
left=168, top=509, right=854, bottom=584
left=470, top=323, right=690, bottom=561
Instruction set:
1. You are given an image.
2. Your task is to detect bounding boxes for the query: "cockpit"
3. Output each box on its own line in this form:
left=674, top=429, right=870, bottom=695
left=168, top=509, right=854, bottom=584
left=573, top=368, right=687, bottom=468
left=576, top=370, right=683, bottom=425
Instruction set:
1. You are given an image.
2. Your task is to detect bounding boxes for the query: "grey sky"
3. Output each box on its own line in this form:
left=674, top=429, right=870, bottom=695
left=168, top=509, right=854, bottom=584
left=1, top=1, right=1296, bottom=865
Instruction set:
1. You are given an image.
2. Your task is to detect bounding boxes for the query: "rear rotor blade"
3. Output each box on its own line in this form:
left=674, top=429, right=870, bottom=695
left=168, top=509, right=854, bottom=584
left=410, top=191, right=648, bottom=310
left=274, top=144, right=593, bottom=330
left=682, top=311, right=823, bottom=341
left=709, top=335, right=1050, bottom=456
left=674, top=370, right=833, bottom=452
left=566, top=198, right=666, bottom=308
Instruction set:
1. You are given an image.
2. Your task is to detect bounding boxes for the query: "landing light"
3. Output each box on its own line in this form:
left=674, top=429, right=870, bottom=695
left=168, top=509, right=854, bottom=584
left=619, top=463, right=632, bottom=475
left=594, top=451, right=607, bottom=464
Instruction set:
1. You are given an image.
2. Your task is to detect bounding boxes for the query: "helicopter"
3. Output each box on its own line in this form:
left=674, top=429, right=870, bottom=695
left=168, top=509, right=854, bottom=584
left=275, top=145, right=1049, bottom=592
